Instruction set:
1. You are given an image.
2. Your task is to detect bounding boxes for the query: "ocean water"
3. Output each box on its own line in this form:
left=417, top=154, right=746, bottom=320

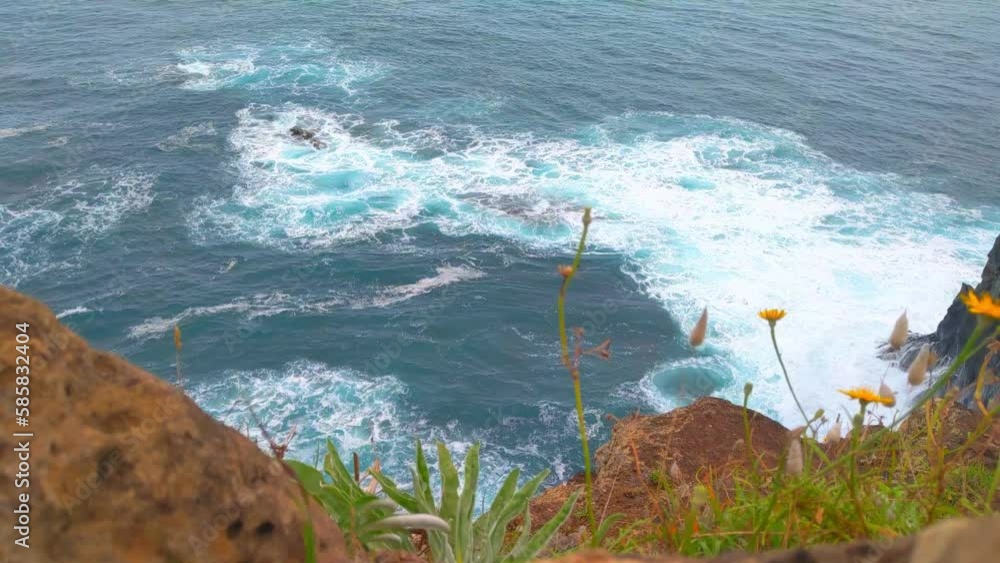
left=2, top=1, right=999, bottom=496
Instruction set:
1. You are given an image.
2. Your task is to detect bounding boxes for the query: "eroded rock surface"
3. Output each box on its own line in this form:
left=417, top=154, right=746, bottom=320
left=0, top=286, right=347, bottom=563
left=529, top=397, right=789, bottom=540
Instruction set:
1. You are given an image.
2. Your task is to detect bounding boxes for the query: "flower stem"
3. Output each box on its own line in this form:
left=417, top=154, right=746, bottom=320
left=558, top=208, right=596, bottom=535
left=847, top=402, right=869, bottom=536
left=768, top=325, right=815, bottom=435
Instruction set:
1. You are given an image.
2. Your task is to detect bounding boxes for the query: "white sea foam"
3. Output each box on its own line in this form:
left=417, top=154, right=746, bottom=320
left=156, top=122, right=217, bottom=152
left=189, top=105, right=999, bottom=425
left=0, top=205, right=64, bottom=286
left=174, top=45, right=383, bottom=93
left=0, top=124, right=48, bottom=139
left=126, top=292, right=320, bottom=341
left=56, top=306, right=92, bottom=319
left=0, top=167, right=158, bottom=286
left=187, top=359, right=581, bottom=500
left=70, top=171, right=156, bottom=240
left=370, top=265, right=485, bottom=307
left=126, top=266, right=485, bottom=341
left=189, top=360, right=417, bottom=459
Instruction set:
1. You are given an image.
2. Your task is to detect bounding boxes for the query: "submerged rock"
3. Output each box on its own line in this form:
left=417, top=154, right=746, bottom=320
left=0, top=286, right=347, bottom=562
left=290, top=125, right=327, bottom=149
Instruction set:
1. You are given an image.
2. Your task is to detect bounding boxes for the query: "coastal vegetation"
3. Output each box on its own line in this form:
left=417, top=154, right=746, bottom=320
left=258, top=209, right=1000, bottom=561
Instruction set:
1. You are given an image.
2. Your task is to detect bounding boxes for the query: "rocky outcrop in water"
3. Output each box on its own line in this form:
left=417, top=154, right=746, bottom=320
left=0, top=286, right=347, bottom=563
left=893, top=233, right=1000, bottom=404
left=290, top=125, right=327, bottom=149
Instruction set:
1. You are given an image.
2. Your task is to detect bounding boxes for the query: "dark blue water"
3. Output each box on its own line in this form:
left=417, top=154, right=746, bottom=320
left=2, top=0, right=999, bottom=493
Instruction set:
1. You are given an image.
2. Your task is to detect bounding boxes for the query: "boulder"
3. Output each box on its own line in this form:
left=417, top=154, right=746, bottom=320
left=0, top=286, right=348, bottom=562
left=528, top=397, right=789, bottom=540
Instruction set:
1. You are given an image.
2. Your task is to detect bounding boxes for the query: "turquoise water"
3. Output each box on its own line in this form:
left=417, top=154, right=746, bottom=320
left=2, top=1, right=999, bottom=495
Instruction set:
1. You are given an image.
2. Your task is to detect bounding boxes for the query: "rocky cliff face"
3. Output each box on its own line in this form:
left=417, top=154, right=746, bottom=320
left=897, top=233, right=1000, bottom=403
left=0, top=286, right=348, bottom=563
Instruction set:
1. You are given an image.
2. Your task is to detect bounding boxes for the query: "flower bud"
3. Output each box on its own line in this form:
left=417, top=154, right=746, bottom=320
left=824, top=421, right=843, bottom=444
left=879, top=382, right=896, bottom=408
left=888, top=311, right=908, bottom=350
left=785, top=439, right=803, bottom=476
left=908, top=344, right=930, bottom=386
left=669, top=460, right=683, bottom=482
left=689, top=307, right=708, bottom=347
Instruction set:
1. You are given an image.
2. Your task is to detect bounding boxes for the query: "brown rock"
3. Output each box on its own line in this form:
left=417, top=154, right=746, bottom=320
left=0, top=286, right=348, bottom=562
left=898, top=399, right=1000, bottom=466
left=537, top=514, right=1000, bottom=563
left=528, top=397, right=789, bottom=541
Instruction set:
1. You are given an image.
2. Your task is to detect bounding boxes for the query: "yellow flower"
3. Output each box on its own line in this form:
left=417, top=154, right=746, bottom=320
left=758, top=309, right=787, bottom=325
left=960, top=289, right=1000, bottom=320
left=173, top=325, right=182, bottom=351
left=839, top=386, right=894, bottom=406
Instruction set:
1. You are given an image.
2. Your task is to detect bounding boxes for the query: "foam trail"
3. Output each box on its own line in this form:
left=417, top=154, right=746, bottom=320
left=371, top=266, right=485, bottom=307
left=174, top=45, right=383, bottom=93
left=127, top=292, right=321, bottom=341
left=156, top=123, right=217, bottom=152
left=190, top=106, right=1000, bottom=425
left=126, top=266, right=486, bottom=340
left=56, top=306, right=92, bottom=319
left=0, top=124, right=48, bottom=139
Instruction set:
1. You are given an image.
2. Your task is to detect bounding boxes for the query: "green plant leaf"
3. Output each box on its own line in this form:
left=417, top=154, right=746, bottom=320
left=302, top=514, right=317, bottom=563
left=437, top=441, right=461, bottom=523
left=479, top=468, right=520, bottom=525
left=591, top=512, right=624, bottom=548
left=371, top=471, right=421, bottom=514
left=365, top=514, right=451, bottom=533
left=324, top=439, right=357, bottom=488
left=456, top=443, right=481, bottom=562
left=287, top=460, right=325, bottom=495
left=415, top=440, right=436, bottom=509
left=496, top=469, right=549, bottom=527
left=505, top=490, right=579, bottom=562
